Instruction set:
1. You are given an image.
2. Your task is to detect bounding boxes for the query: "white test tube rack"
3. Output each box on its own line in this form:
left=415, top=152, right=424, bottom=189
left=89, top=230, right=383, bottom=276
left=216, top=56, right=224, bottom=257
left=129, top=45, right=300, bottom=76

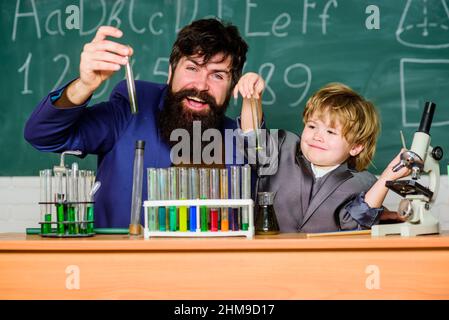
left=143, top=198, right=254, bottom=239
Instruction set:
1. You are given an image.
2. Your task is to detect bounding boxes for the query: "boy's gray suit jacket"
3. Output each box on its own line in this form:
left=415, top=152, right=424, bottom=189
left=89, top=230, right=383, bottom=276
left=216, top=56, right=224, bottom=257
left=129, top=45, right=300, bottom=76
left=254, top=130, right=378, bottom=233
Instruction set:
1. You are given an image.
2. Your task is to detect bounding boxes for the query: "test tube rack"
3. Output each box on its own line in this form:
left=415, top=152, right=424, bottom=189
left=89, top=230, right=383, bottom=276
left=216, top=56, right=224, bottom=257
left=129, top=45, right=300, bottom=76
left=37, top=150, right=96, bottom=238
left=143, top=199, right=254, bottom=239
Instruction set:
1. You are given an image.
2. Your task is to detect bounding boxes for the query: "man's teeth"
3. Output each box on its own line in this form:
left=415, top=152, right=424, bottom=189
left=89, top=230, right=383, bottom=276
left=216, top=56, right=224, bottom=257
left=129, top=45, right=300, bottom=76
left=187, top=96, right=205, bottom=103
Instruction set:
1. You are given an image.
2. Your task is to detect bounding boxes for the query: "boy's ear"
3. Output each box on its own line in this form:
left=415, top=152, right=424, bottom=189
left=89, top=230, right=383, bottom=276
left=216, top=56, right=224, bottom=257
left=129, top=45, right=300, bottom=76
left=167, top=65, right=172, bottom=84
left=349, top=144, right=364, bottom=157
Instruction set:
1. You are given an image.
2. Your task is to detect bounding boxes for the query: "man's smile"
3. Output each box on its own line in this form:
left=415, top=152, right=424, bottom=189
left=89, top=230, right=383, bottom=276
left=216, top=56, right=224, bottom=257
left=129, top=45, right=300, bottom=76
left=184, top=96, right=209, bottom=111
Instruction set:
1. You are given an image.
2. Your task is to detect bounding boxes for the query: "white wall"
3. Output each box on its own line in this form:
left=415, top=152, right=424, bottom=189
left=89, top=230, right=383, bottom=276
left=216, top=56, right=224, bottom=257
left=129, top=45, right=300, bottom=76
left=0, top=176, right=448, bottom=233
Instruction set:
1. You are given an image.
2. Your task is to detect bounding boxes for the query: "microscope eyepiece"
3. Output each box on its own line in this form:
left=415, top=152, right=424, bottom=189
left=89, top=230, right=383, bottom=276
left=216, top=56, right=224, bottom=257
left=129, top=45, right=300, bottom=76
left=418, top=102, right=436, bottom=134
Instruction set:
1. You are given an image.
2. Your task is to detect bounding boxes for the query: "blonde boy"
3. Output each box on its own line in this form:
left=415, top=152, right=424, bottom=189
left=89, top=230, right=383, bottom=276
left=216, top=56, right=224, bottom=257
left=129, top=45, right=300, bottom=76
left=235, top=76, right=409, bottom=232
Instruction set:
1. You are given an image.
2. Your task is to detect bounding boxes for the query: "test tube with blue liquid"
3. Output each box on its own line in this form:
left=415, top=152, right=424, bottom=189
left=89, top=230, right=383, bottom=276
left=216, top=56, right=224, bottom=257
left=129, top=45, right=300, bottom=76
left=189, top=168, right=199, bottom=232
left=179, top=167, right=188, bottom=231
left=168, top=167, right=178, bottom=231
left=147, top=168, right=158, bottom=231
left=199, top=168, right=209, bottom=231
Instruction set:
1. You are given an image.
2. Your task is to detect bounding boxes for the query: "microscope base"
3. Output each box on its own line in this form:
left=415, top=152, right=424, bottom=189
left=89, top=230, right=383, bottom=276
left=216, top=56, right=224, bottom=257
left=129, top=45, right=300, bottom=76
left=371, top=221, right=439, bottom=237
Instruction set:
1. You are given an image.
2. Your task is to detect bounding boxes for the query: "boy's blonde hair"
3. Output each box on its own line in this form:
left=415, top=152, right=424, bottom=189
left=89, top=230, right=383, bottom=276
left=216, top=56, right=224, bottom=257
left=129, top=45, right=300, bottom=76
left=302, top=83, right=380, bottom=171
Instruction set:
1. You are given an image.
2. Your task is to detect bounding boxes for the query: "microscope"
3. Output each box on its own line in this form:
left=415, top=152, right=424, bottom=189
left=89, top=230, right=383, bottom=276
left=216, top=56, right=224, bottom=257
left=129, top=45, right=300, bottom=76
left=372, top=102, right=443, bottom=237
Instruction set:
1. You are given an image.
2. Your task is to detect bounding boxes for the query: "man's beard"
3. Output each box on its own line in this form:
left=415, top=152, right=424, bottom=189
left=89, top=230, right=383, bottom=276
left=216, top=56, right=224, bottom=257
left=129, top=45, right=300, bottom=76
left=158, top=85, right=230, bottom=150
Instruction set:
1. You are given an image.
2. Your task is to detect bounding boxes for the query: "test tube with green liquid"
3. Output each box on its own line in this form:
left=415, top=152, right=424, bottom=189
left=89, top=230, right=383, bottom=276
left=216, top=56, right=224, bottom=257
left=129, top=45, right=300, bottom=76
left=168, top=167, right=178, bottom=231
left=86, top=171, right=95, bottom=234
left=199, top=168, right=209, bottom=231
left=147, top=168, right=158, bottom=231
left=220, top=168, right=229, bottom=231
left=178, top=167, right=188, bottom=232
left=188, top=168, right=199, bottom=232
left=67, top=163, right=79, bottom=234
left=39, top=169, right=52, bottom=234
left=78, top=170, right=87, bottom=234
left=54, top=171, right=67, bottom=235
left=241, top=165, right=251, bottom=231
left=230, top=166, right=240, bottom=231
left=157, top=168, right=168, bottom=231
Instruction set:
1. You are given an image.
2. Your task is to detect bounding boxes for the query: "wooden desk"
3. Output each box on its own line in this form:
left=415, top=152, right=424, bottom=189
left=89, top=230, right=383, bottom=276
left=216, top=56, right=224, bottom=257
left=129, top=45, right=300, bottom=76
left=1, top=233, right=449, bottom=299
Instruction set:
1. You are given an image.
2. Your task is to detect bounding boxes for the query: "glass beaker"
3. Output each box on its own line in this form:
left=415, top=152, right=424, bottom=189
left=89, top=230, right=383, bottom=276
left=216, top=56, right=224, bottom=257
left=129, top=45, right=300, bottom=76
left=255, top=192, right=280, bottom=235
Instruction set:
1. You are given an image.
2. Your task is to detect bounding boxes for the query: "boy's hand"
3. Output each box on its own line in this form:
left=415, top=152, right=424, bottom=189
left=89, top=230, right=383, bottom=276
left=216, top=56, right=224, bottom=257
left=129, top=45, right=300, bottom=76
left=379, top=149, right=411, bottom=182
left=233, top=72, right=265, bottom=100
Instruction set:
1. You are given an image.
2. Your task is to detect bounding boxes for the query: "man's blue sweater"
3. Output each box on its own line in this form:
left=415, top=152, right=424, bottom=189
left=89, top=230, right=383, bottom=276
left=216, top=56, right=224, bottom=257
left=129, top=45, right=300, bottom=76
left=24, top=80, right=242, bottom=228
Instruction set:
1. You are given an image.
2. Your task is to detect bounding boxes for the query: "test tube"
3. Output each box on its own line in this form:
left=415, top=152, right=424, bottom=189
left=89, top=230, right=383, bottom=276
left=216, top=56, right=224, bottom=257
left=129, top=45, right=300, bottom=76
left=210, top=168, right=220, bottom=232
left=67, top=163, right=79, bottom=234
left=230, top=166, right=241, bottom=231
left=220, top=168, right=229, bottom=231
left=157, top=168, right=168, bottom=231
left=54, top=170, right=67, bottom=235
left=250, top=97, right=262, bottom=150
left=78, top=170, right=87, bottom=234
left=129, top=140, right=145, bottom=235
left=179, top=167, right=188, bottom=232
left=241, top=165, right=251, bottom=231
left=125, top=52, right=138, bottom=114
left=40, top=169, right=52, bottom=234
left=86, top=171, right=95, bottom=234
left=147, top=168, right=158, bottom=231
left=188, top=168, right=199, bottom=232
left=168, top=167, right=178, bottom=231
left=199, top=168, right=210, bottom=232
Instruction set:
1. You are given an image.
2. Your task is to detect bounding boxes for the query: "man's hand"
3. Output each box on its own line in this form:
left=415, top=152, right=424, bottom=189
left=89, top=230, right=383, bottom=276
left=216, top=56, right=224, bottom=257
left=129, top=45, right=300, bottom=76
left=55, top=26, right=133, bottom=108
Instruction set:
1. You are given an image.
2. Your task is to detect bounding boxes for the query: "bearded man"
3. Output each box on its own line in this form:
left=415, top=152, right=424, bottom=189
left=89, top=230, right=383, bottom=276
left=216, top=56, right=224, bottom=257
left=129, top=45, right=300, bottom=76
left=24, top=19, right=250, bottom=228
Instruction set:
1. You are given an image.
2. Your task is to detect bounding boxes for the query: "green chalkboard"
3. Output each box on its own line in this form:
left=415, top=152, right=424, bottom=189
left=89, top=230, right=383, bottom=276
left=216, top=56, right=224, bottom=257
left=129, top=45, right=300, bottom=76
left=1, top=0, right=449, bottom=175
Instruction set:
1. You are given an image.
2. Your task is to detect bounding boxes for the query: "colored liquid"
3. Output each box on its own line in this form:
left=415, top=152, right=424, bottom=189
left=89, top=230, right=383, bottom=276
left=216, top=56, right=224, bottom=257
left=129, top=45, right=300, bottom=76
left=200, top=206, right=208, bottom=231
left=86, top=205, right=95, bottom=234
left=255, top=205, right=280, bottom=235
left=210, top=209, right=219, bottom=231
left=189, top=207, right=197, bottom=232
left=221, top=208, right=229, bottom=231
left=41, top=213, right=52, bottom=234
left=148, top=207, right=157, bottom=231
left=179, top=206, right=187, bottom=231
left=231, top=208, right=240, bottom=231
left=67, top=206, right=78, bottom=234
left=56, top=203, right=66, bottom=234
left=158, top=207, right=166, bottom=231
left=169, top=206, right=177, bottom=231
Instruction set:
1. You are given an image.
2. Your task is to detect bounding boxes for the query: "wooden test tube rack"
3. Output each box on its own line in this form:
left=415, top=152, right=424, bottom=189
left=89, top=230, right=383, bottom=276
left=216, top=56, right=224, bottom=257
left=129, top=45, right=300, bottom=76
left=143, top=199, right=254, bottom=239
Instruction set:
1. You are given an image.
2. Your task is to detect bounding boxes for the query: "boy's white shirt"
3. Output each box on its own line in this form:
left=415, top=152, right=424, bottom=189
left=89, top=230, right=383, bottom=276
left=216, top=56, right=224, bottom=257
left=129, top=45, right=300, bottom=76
left=310, top=163, right=340, bottom=178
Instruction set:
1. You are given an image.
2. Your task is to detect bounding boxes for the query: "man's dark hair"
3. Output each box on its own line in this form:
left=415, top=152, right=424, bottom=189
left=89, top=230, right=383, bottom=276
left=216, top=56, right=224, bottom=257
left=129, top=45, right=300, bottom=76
left=169, top=18, right=248, bottom=89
